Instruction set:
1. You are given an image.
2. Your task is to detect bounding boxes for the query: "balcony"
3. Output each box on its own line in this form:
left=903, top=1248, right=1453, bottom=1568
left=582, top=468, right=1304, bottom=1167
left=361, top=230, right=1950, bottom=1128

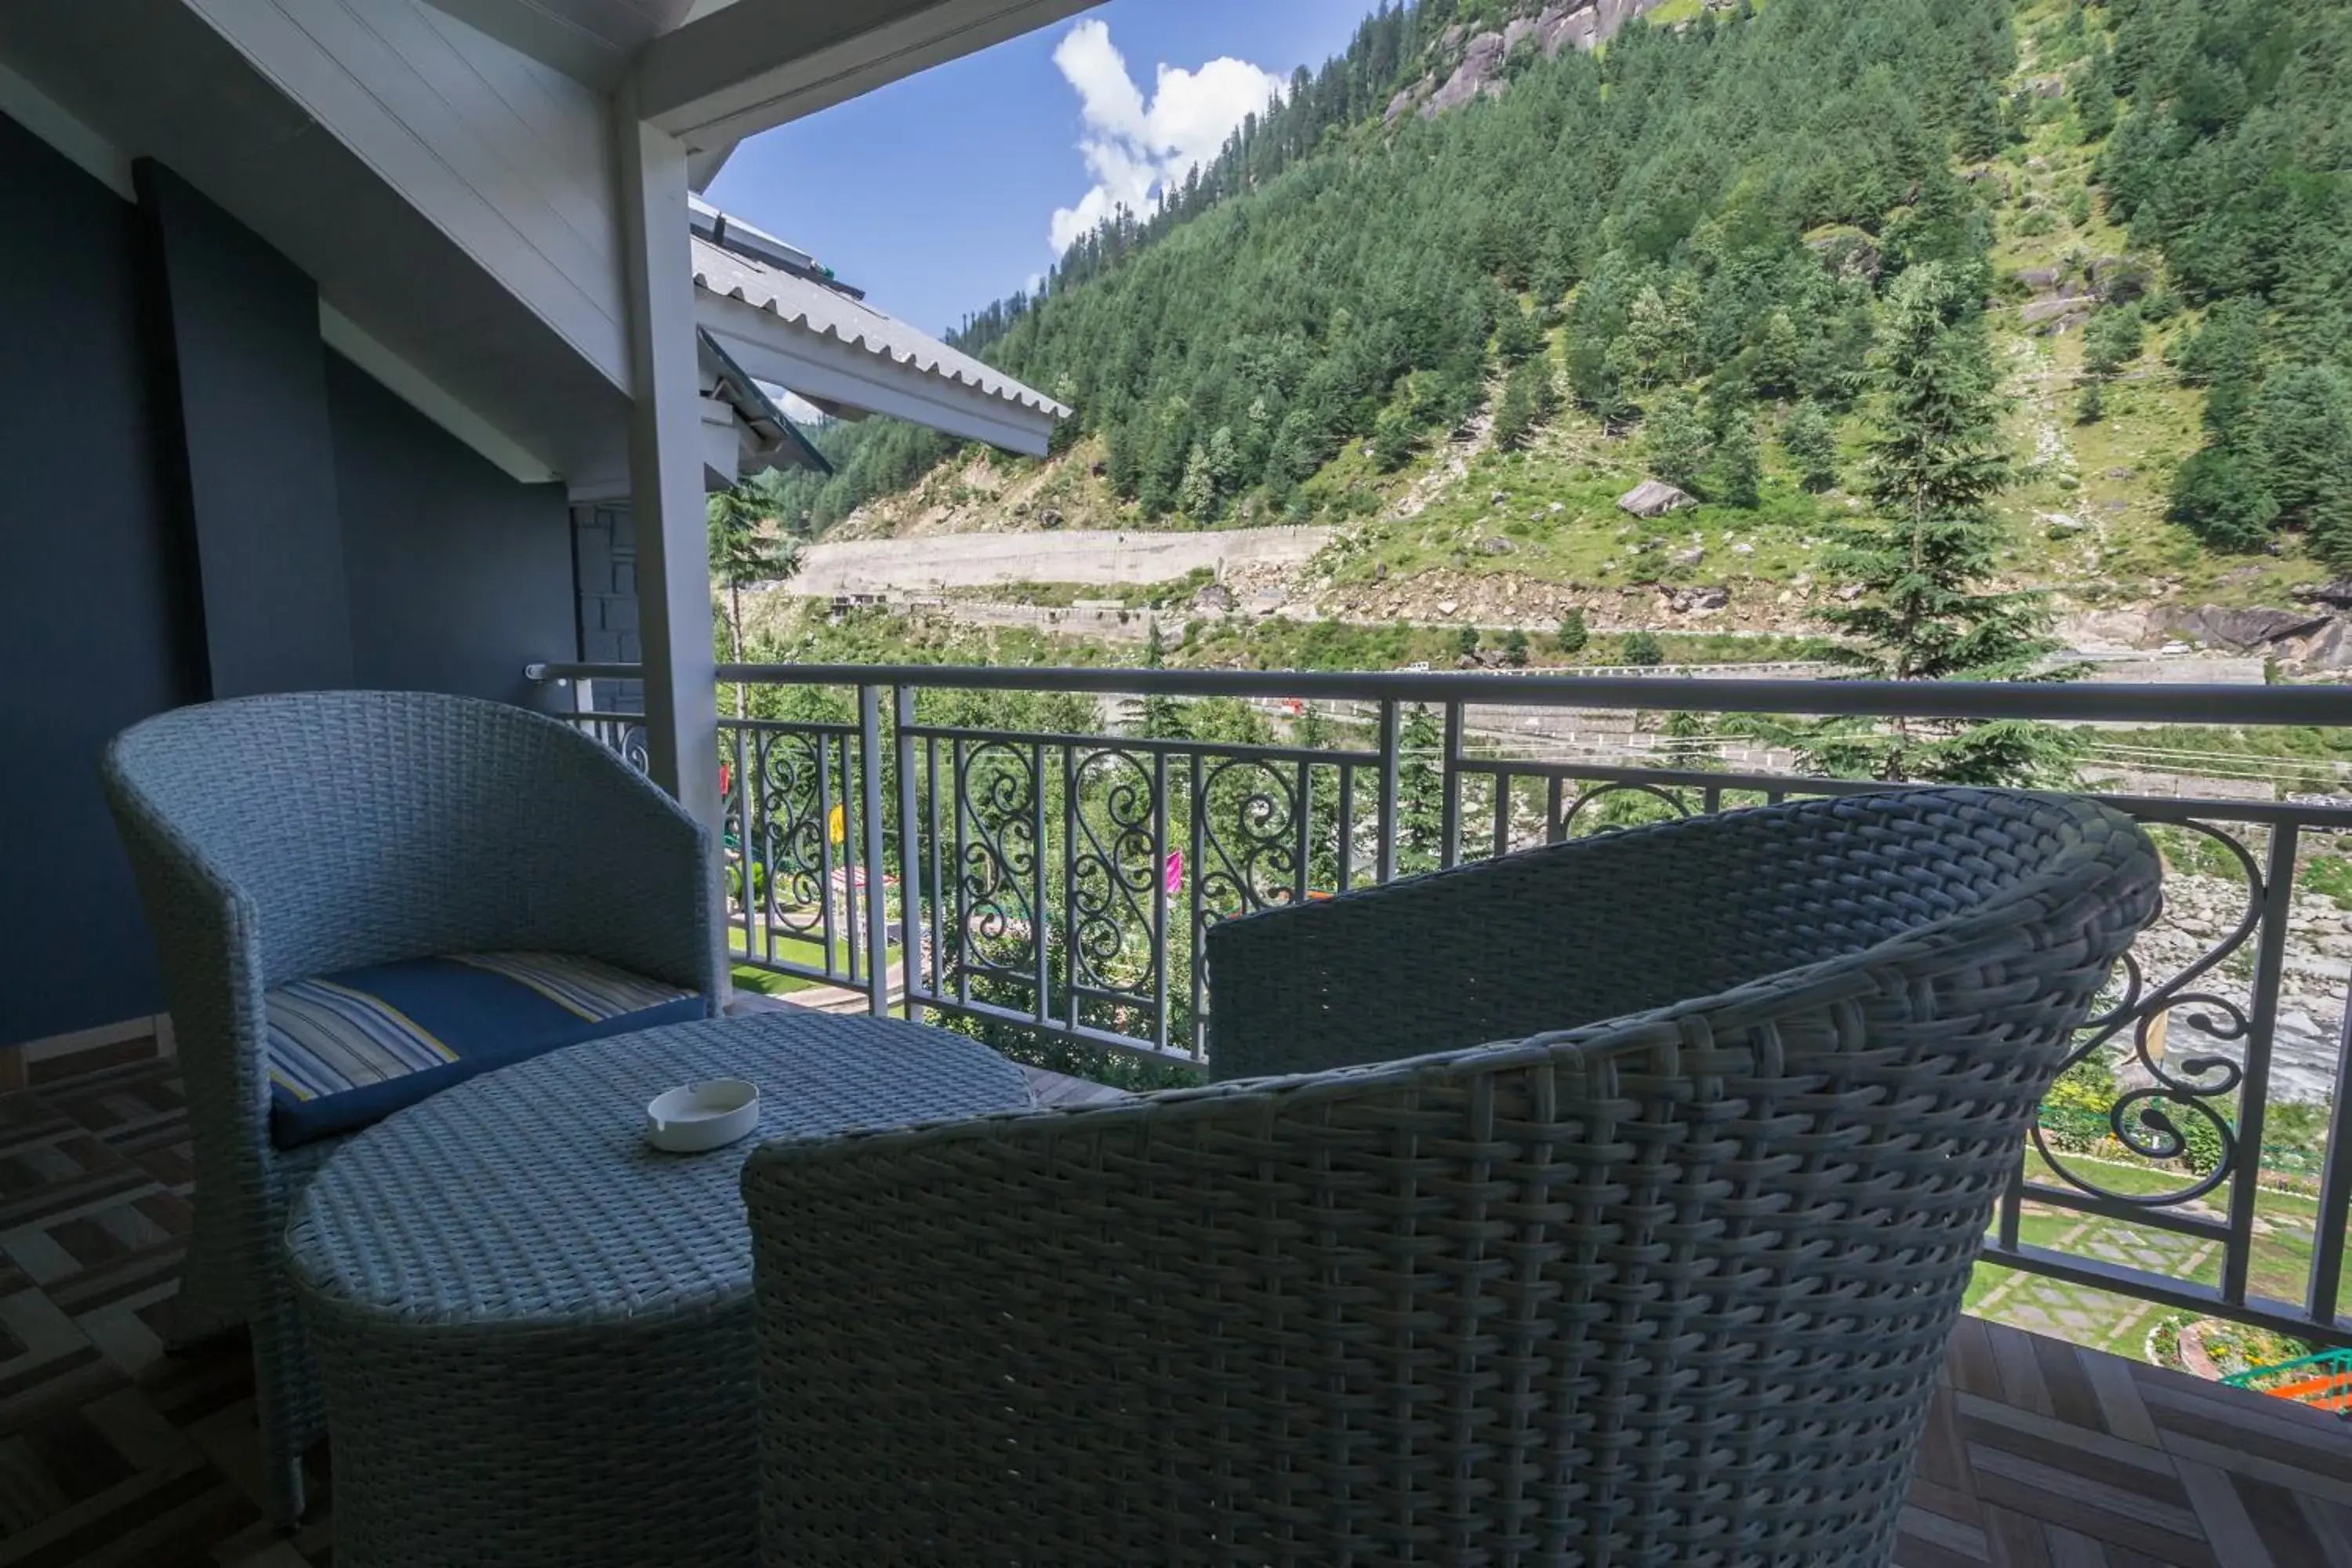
left=537, top=660, right=2352, bottom=1353
left=3, top=663, right=2349, bottom=1563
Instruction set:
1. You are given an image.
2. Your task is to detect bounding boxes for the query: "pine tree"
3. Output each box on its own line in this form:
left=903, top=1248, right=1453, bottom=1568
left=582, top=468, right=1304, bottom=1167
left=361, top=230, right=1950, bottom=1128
left=1555, top=607, right=1590, bottom=655
left=1492, top=356, right=1559, bottom=452
left=1713, top=411, right=1763, bottom=509
left=1138, top=621, right=1189, bottom=739
left=707, top=479, right=804, bottom=718
left=1500, top=629, right=1532, bottom=667
left=1780, top=401, right=1841, bottom=492
left=1803, top=265, right=2078, bottom=785
left=1621, top=630, right=1664, bottom=667
left=1396, top=705, right=1447, bottom=873
left=1644, top=392, right=1713, bottom=495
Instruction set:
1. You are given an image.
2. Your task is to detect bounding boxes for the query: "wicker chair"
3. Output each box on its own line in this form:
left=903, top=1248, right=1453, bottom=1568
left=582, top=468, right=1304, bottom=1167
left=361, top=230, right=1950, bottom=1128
left=103, top=691, right=723, bottom=1526
left=742, top=788, right=2160, bottom=1566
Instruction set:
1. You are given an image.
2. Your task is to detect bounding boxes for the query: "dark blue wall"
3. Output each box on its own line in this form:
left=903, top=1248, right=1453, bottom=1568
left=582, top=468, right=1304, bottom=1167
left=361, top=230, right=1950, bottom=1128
left=0, top=115, right=586, bottom=1051
left=0, top=116, right=204, bottom=1046
left=136, top=162, right=353, bottom=697
left=331, top=353, right=575, bottom=706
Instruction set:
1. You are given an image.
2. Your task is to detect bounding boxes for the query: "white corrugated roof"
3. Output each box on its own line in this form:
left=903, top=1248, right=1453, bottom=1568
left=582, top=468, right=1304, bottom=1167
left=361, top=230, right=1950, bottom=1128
left=690, top=234, right=1069, bottom=420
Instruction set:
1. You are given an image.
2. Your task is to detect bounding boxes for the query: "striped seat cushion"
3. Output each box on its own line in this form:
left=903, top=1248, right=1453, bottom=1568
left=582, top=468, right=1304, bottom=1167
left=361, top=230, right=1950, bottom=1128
left=265, top=952, right=703, bottom=1148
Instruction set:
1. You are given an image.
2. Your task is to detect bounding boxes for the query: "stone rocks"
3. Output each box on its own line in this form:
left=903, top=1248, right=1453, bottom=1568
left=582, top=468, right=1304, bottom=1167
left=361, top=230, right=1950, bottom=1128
left=1481, top=536, right=1518, bottom=556
left=2159, top=604, right=2332, bottom=654
left=1405, top=2, right=1669, bottom=126
left=1037, top=508, right=1065, bottom=530
left=1806, top=226, right=1882, bottom=283
left=2042, top=512, right=2085, bottom=537
left=1668, top=585, right=1730, bottom=613
left=1537, top=0, right=1668, bottom=58
left=2296, top=579, right=2352, bottom=610
left=2016, top=265, right=2065, bottom=291
left=1618, top=480, right=1697, bottom=519
left=1193, top=582, right=1235, bottom=614
left=1668, top=545, right=1707, bottom=568
left=1424, top=31, right=1509, bottom=118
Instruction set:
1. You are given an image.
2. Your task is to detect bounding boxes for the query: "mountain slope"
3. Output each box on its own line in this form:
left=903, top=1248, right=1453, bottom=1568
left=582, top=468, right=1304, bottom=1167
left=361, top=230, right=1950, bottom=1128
left=765, top=0, right=2352, bottom=662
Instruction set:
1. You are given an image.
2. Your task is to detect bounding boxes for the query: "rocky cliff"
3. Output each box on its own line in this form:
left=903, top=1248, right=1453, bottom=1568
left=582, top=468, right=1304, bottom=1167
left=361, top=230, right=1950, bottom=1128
left=1385, top=0, right=1675, bottom=125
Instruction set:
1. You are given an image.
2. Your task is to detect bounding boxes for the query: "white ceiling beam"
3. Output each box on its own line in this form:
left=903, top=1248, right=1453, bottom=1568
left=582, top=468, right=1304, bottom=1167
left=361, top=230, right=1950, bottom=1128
left=632, top=0, right=1100, bottom=151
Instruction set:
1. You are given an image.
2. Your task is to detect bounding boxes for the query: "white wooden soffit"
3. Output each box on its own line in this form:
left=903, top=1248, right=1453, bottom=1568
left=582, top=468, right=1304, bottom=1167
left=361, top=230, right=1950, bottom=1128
left=632, top=0, right=1104, bottom=150
left=0, top=50, right=560, bottom=485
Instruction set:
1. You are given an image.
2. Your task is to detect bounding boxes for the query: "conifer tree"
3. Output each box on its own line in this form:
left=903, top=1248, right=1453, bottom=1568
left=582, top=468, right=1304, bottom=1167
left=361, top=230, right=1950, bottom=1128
left=1396, top=705, right=1447, bottom=873
left=1798, top=265, right=2078, bottom=786
left=1780, top=401, right=1841, bottom=492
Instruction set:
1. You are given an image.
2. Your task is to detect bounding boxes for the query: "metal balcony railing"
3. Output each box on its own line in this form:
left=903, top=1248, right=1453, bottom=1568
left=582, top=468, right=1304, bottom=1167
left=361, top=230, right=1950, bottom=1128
left=528, top=660, right=2352, bottom=1348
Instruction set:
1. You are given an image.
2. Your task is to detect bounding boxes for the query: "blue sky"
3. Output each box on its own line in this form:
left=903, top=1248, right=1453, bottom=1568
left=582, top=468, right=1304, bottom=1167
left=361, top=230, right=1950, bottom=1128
left=705, top=0, right=1374, bottom=338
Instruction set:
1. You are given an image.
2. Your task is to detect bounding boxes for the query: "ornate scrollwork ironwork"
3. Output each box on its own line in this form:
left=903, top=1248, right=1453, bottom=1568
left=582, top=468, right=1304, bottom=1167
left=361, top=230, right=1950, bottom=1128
left=954, top=742, right=1040, bottom=988
left=752, top=732, right=826, bottom=939
left=1196, top=757, right=1302, bottom=927
left=1069, top=749, right=1160, bottom=1003
left=2031, top=819, right=2262, bottom=1208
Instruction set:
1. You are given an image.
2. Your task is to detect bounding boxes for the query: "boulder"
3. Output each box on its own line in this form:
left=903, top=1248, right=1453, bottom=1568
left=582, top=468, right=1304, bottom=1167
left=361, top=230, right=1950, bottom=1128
left=2296, top=579, right=2352, bottom=610
left=1038, top=508, right=1065, bottom=529
left=1806, top=226, right=1882, bottom=282
left=1670, top=586, right=1731, bottom=613
left=1193, top=582, right=1235, bottom=614
left=2283, top=619, right=2352, bottom=672
left=2016, top=265, right=2064, bottom=290
left=1668, top=546, right=1707, bottom=568
left=1481, top=536, right=1518, bottom=556
left=1618, top=480, right=1697, bottom=519
left=2159, top=604, right=2332, bottom=653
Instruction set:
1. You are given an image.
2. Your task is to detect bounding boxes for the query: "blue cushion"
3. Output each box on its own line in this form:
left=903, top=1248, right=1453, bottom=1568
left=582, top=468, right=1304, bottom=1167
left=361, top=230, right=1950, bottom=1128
left=265, top=952, right=703, bottom=1149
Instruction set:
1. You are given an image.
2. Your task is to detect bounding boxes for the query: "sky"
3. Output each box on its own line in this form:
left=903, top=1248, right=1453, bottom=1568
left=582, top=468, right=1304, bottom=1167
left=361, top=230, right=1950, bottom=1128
left=704, top=0, right=1374, bottom=339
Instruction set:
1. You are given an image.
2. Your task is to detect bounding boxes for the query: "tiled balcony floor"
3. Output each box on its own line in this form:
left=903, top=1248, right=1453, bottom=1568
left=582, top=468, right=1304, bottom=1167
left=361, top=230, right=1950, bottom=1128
left=2, top=1053, right=2348, bottom=1566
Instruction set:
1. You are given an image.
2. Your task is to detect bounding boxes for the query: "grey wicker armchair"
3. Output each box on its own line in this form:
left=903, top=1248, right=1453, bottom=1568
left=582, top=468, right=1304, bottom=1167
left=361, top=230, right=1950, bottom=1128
left=742, top=788, right=2160, bottom=1566
left=103, top=691, right=724, bottom=1526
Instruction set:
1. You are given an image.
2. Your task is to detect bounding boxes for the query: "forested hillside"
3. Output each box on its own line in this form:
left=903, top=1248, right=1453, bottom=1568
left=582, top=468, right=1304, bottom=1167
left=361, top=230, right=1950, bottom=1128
left=766, top=0, right=2352, bottom=622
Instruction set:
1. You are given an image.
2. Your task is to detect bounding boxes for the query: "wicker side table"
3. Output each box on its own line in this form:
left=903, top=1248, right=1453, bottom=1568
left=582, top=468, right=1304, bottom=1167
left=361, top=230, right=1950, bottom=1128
left=284, top=1010, right=1033, bottom=1568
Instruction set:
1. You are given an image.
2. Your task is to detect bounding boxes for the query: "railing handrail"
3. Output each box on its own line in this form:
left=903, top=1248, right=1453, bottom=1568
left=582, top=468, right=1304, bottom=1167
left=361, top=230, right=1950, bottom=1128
left=527, top=661, right=2352, bottom=729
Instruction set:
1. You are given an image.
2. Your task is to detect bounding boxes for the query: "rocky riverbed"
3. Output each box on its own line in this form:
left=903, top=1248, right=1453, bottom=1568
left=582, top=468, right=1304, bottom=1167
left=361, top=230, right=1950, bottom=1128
left=2114, top=868, right=2350, bottom=1107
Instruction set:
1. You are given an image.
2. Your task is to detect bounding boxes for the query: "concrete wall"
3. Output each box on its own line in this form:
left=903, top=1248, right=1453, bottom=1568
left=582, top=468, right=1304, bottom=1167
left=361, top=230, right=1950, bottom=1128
left=0, top=113, right=205, bottom=1046
left=784, top=526, right=1338, bottom=597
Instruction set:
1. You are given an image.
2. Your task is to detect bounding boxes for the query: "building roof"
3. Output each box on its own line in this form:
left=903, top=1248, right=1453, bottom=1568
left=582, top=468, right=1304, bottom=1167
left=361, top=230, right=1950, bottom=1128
left=688, top=229, right=1069, bottom=423
left=698, top=329, right=829, bottom=475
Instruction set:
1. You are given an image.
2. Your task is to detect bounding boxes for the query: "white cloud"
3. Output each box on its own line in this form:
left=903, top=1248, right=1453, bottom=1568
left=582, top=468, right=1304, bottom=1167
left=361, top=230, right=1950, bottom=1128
left=1047, top=20, right=1283, bottom=256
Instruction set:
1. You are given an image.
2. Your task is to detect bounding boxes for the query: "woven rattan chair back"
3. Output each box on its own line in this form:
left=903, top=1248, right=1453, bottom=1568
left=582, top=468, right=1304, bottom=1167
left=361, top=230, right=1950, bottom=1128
left=744, top=789, right=2160, bottom=1566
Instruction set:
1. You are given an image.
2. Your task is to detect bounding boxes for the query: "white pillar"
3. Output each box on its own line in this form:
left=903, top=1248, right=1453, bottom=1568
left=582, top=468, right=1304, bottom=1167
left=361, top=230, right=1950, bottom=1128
left=615, top=86, right=729, bottom=995
left=615, top=89, right=723, bottom=829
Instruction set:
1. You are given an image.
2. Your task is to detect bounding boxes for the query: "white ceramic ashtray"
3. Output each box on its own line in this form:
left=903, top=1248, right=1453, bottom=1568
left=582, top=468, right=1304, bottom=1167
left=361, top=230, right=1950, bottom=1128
left=644, top=1080, right=760, bottom=1153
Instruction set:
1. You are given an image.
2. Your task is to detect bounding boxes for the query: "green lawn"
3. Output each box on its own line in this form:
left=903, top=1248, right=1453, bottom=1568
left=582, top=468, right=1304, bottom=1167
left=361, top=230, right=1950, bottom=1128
left=727, top=924, right=898, bottom=996
left=1963, top=1147, right=2328, bottom=1361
